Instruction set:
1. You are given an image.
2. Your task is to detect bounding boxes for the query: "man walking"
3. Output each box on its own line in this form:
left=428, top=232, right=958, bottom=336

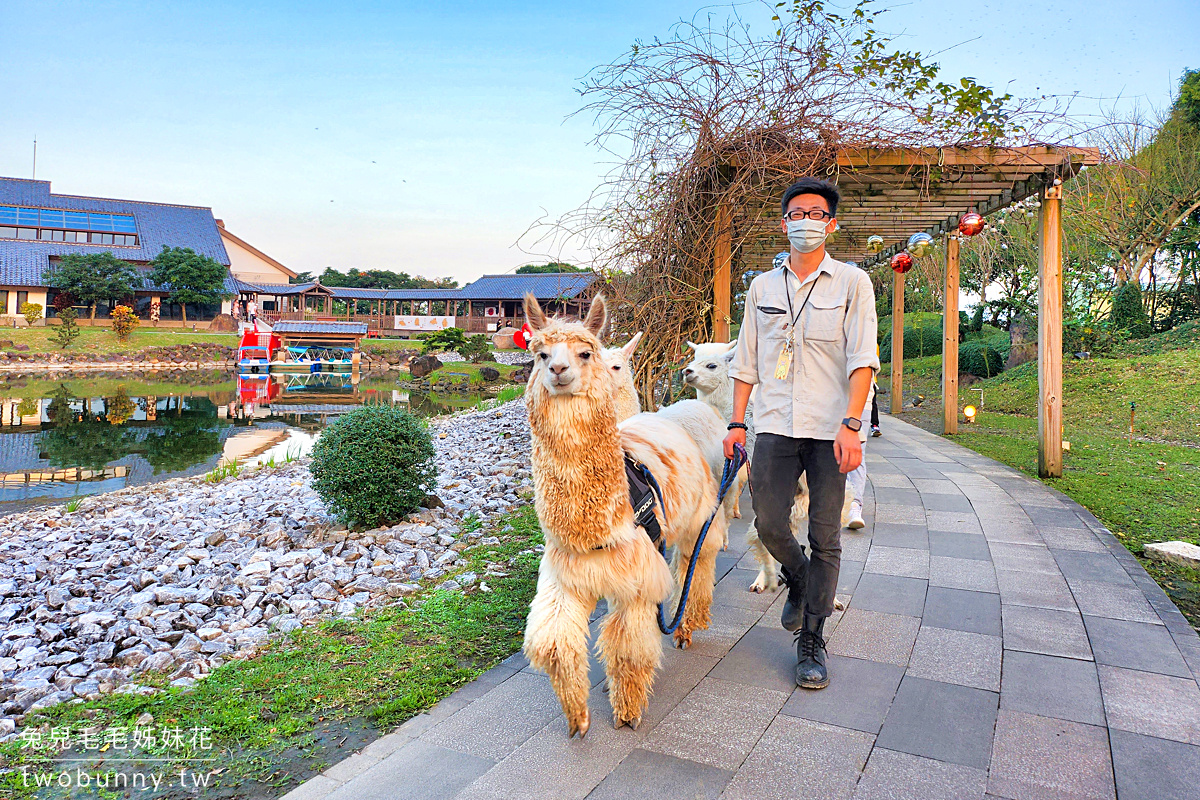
left=724, top=178, right=878, bottom=689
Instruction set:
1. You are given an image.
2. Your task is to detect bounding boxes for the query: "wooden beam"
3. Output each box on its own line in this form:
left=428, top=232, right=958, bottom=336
left=890, top=268, right=905, bottom=414
left=1038, top=183, right=1064, bottom=478
left=712, top=198, right=732, bottom=342
left=943, top=235, right=961, bottom=435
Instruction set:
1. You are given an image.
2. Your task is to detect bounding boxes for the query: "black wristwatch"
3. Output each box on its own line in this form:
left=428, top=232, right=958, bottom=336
left=842, top=417, right=862, bottom=432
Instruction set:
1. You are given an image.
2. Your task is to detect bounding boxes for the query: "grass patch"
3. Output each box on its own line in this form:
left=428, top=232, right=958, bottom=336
left=0, top=505, right=543, bottom=798
left=0, top=327, right=239, bottom=356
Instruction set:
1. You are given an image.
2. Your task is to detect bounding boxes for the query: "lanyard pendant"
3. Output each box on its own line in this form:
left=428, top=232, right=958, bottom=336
left=774, top=337, right=793, bottom=381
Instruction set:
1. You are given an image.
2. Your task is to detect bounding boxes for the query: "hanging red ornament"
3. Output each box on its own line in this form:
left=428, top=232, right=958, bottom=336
left=513, top=322, right=533, bottom=350
left=891, top=252, right=914, bottom=273
left=958, top=212, right=985, bottom=237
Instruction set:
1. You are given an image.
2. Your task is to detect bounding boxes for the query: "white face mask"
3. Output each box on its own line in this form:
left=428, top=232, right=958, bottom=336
left=786, top=218, right=831, bottom=253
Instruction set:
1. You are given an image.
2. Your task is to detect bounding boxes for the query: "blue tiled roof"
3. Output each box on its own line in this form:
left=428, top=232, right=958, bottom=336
left=455, top=273, right=599, bottom=301
left=272, top=321, right=369, bottom=336
left=0, top=177, right=230, bottom=287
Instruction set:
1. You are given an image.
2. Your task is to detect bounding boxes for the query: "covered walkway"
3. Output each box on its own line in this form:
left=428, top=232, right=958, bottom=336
left=284, top=416, right=1200, bottom=800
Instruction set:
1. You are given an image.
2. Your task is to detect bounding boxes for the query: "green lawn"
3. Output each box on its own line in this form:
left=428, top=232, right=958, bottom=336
left=880, top=348, right=1200, bottom=628
left=0, top=503, right=543, bottom=798
left=0, top=326, right=239, bottom=355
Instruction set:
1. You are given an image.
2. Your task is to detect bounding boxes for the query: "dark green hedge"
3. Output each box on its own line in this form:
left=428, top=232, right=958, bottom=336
left=309, top=404, right=437, bottom=528
left=960, top=339, right=1005, bottom=378
left=880, top=317, right=943, bottom=362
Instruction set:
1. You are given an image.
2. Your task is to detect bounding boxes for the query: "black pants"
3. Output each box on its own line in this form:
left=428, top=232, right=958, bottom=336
left=750, top=434, right=845, bottom=618
left=870, top=388, right=880, bottom=427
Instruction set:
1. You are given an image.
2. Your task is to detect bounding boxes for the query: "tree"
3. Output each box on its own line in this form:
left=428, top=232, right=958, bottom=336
left=110, top=304, right=140, bottom=342
left=290, top=271, right=314, bottom=284
left=19, top=302, right=42, bottom=326
left=516, top=263, right=584, bottom=274
left=150, top=246, right=229, bottom=325
left=1112, top=280, right=1152, bottom=339
left=52, top=308, right=81, bottom=348
left=316, top=267, right=458, bottom=290
left=48, top=252, right=142, bottom=321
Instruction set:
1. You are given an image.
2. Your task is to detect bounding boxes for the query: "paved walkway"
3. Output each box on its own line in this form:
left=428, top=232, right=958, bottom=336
left=284, top=417, right=1200, bottom=800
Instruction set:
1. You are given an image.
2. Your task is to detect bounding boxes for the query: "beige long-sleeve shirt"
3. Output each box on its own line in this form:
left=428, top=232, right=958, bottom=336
left=730, top=254, right=880, bottom=440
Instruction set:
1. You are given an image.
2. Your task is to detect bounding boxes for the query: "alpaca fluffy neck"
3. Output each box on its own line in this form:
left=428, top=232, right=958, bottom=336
left=528, top=386, right=629, bottom=551
left=696, top=378, right=734, bottom=422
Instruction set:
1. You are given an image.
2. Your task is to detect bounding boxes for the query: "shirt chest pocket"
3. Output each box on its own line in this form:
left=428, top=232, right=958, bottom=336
left=755, top=304, right=789, bottom=339
left=803, top=297, right=845, bottom=342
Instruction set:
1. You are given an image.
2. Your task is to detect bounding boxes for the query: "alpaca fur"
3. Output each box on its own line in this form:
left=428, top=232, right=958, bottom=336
left=603, top=331, right=643, bottom=423
left=522, top=294, right=725, bottom=738
left=684, top=340, right=853, bottom=593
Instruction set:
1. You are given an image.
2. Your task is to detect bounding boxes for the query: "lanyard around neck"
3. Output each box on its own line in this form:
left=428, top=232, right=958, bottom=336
left=782, top=266, right=820, bottom=332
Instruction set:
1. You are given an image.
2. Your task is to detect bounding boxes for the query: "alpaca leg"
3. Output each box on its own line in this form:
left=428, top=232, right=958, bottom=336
left=596, top=597, right=661, bottom=730
left=523, top=573, right=594, bottom=738
left=748, top=524, right=781, bottom=593
left=673, top=514, right=724, bottom=649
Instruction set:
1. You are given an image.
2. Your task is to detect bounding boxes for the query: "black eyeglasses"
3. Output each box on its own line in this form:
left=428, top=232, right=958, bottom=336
left=784, top=209, right=833, bottom=222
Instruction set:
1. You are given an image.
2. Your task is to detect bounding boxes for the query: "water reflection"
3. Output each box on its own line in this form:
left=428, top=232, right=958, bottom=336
left=0, top=372, right=491, bottom=513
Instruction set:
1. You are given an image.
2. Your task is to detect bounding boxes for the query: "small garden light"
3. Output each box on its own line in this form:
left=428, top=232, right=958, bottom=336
left=963, top=405, right=977, bottom=423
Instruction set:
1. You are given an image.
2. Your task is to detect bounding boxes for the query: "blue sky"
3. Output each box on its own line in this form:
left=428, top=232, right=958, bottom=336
left=1, top=1, right=1196, bottom=284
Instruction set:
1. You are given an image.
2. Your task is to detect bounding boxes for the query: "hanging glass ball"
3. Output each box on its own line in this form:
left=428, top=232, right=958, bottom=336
left=867, top=235, right=885, bottom=253
left=772, top=252, right=789, bottom=270
left=891, top=252, right=914, bottom=273
left=742, top=270, right=763, bottom=289
left=958, top=212, right=985, bottom=236
left=907, top=232, right=933, bottom=258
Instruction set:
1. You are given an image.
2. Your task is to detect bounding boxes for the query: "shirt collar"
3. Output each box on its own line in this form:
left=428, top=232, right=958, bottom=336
left=782, top=252, right=837, bottom=288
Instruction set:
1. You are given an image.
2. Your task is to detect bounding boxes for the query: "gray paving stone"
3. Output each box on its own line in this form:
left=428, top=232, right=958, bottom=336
left=874, top=488, right=924, bottom=506
left=281, top=775, right=341, bottom=800
left=707, top=623, right=797, bottom=693
left=923, top=587, right=1002, bottom=636
left=642, top=677, right=788, bottom=770
left=996, top=569, right=1077, bottom=612
left=640, top=647, right=720, bottom=730
left=780, top=655, right=904, bottom=733
left=1098, top=665, right=1200, bottom=745
left=827, top=609, right=921, bottom=667
left=358, top=731, right=412, bottom=761
left=876, top=676, right=999, bottom=769
left=928, top=532, right=991, bottom=561
left=849, top=573, right=928, bottom=617
left=979, top=518, right=1043, bottom=545
left=1001, top=605, right=1092, bottom=660
left=864, top=546, right=930, bottom=579
left=323, top=751, right=381, bottom=783
left=326, top=739, right=493, bottom=800
left=852, top=748, right=988, bottom=800
left=871, top=523, right=930, bottom=549
left=926, top=510, right=983, bottom=534
left=989, top=542, right=1060, bottom=575
left=876, top=503, right=927, bottom=526
left=838, top=559, right=865, bottom=595
left=907, top=626, right=1001, bottom=691
left=422, top=671, right=566, bottom=761
left=669, top=601, right=761, bottom=659
left=1109, top=729, right=1200, bottom=800
left=1039, top=526, right=1108, bottom=553
left=842, top=534, right=872, bottom=562
left=999, top=650, right=1105, bottom=726
left=987, top=709, right=1115, bottom=800
left=712, top=569, right=785, bottom=612
left=912, top=478, right=962, bottom=494
left=928, top=556, right=998, bottom=593
left=1053, top=550, right=1133, bottom=586
left=1070, top=580, right=1162, bottom=624
left=920, top=493, right=977, bottom=514
left=721, top=715, right=875, bottom=800
left=1083, top=615, right=1191, bottom=677
left=586, top=749, right=731, bottom=800
left=870, top=473, right=916, bottom=488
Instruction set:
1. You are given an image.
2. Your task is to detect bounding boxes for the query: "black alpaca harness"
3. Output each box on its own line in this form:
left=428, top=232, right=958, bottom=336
left=624, top=455, right=665, bottom=543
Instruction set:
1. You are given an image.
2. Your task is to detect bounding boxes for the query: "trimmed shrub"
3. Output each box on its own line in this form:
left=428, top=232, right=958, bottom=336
left=459, top=334, right=491, bottom=363
left=110, top=304, right=140, bottom=342
left=1111, top=281, right=1151, bottom=339
left=52, top=308, right=81, bottom=348
left=20, top=302, right=42, bottom=326
left=879, top=314, right=943, bottom=362
left=309, top=405, right=437, bottom=527
left=421, top=326, right=468, bottom=355
left=960, top=339, right=1005, bottom=378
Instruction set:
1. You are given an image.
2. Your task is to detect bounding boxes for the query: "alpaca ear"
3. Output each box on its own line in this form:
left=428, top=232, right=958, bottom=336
left=584, top=295, right=608, bottom=338
left=621, top=331, right=644, bottom=359
left=524, top=293, right=549, bottom=331
left=685, top=340, right=699, bottom=351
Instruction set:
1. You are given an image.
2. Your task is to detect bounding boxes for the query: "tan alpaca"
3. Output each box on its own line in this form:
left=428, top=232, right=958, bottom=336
left=522, top=294, right=726, bottom=738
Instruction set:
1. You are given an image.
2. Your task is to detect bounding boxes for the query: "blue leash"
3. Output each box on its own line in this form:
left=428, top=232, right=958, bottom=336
left=656, top=443, right=749, bottom=635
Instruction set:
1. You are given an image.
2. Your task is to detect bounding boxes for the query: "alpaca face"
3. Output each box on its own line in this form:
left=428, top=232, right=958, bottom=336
left=682, top=341, right=737, bottom=395
left=524, top=293, right=612, bottom=399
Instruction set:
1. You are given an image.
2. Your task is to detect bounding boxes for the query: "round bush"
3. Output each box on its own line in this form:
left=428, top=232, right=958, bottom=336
left=879, top=315, right=943, bottom=362
left=959, top=340, right=1005, bottom=378
left=309, top=405, right=437, bottom=528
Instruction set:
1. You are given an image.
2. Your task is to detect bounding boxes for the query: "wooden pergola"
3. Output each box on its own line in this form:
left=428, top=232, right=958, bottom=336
left=712, top=145, right=1101, bottom=478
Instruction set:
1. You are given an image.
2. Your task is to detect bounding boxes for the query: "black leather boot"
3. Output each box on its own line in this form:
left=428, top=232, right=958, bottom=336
left=795, top=613, right=829, bottom=689
left=779, top=563, right=807, bottom=632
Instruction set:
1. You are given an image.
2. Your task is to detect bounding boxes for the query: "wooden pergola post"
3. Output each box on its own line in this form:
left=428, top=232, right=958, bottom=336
left=890, top=268, right=905, bottom=414
left=943, top=235, right=961, bottom=434
left=712, top=198, right=732, bottom=342
left=1038, top=182, right=1064, bottom=478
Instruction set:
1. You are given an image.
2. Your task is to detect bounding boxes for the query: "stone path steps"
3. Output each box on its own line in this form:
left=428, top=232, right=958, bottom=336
left=284, top=416, right=1200, bottom=800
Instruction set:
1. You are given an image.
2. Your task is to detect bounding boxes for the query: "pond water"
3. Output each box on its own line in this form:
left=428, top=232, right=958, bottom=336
left=0, top=371, right=494, bottom=515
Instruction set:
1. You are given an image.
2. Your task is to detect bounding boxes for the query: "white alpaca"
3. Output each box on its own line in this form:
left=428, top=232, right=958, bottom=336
left=683, top=341, right=853, bottom=593
left=603, top=332, right=644, bottom=423
left=522, top=296, right=726, bottom=737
